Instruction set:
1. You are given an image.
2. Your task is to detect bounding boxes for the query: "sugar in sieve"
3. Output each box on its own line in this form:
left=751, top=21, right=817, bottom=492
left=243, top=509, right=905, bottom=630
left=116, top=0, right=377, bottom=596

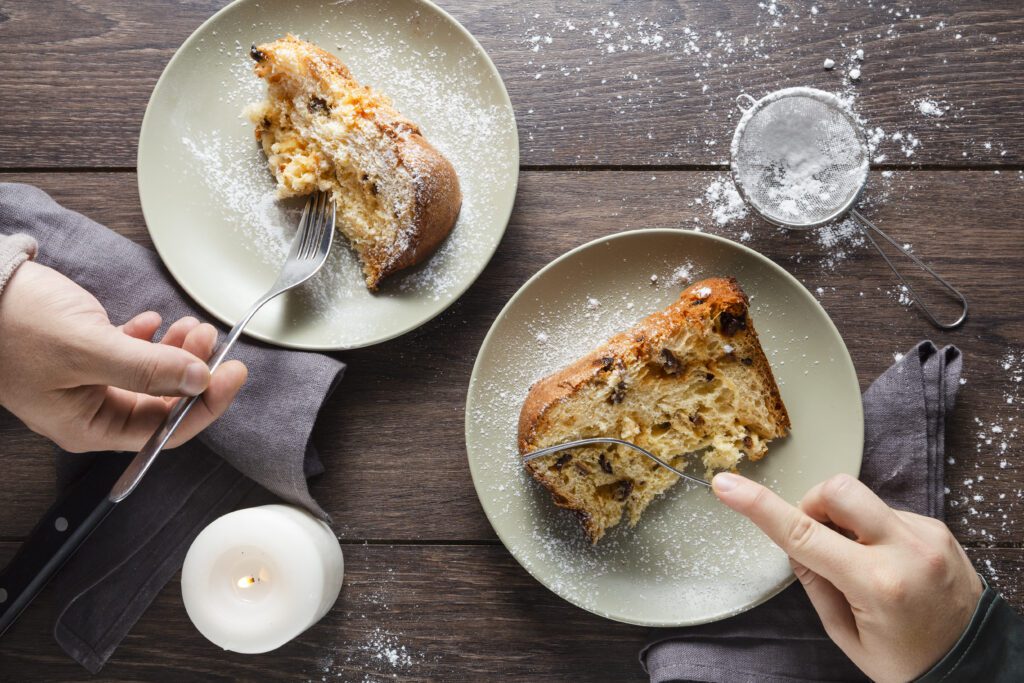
left=730, top=86, right=968, bottom=329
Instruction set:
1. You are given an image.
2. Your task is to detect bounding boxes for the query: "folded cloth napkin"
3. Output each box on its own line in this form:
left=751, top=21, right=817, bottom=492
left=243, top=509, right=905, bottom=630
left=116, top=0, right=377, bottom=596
left=641, top=341, right=962, bottom=683
left=0, top=183, right=345, bottom=672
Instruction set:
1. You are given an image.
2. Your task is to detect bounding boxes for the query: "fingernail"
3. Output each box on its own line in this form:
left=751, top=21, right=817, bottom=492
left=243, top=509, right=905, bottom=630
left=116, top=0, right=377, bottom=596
left=712, top=472, right=741, bottom=493
left=180, top=362, right=209, bottom=395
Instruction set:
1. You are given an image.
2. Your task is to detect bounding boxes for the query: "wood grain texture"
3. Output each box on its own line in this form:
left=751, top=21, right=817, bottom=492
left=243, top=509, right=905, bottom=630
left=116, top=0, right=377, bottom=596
left=1, top=0, right=1022, bottom=679
left=0, top=541, right=1020, bottom=681
left=0, top=169, right=1021, bottom=549
left=0, top=0, right=1021, bottom=168
left=0, top=543, right=650, bottom=682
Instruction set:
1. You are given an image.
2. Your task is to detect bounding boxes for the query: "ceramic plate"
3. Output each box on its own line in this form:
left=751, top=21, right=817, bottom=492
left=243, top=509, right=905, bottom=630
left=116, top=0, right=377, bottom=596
left=465, top=229, right=863, bottom=627
left=138, top=0, right=518, bottom=349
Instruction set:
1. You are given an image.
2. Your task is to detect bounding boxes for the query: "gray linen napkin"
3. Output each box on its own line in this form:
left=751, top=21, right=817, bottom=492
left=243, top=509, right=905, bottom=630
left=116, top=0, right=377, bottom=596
left=0, top=183, right=345, bottom=672
left=641, top=341, right=962, bottom=683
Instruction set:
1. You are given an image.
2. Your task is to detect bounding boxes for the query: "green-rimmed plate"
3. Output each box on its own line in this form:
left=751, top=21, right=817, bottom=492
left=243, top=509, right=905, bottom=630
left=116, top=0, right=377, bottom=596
left=138, top=0, right=517, bottom=350
left=465, top=229, right=863, bottom=627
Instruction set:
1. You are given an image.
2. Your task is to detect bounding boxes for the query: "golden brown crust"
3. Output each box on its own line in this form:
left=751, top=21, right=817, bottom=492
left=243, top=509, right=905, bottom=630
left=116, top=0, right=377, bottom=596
left=252, top=35, right=462, bottom=290
left=364, top=135, right=462, bottom=288
left=517, top=277, right=790, bottom=543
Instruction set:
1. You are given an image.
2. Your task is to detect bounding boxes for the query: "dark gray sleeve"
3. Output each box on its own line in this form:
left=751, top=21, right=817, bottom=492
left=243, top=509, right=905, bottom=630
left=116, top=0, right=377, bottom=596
left=916, top=577, right=1024, bottom=682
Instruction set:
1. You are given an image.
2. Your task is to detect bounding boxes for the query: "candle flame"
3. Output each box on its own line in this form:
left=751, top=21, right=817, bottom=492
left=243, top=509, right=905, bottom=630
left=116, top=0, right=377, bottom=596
left=237, top=575, right=257, bottom=589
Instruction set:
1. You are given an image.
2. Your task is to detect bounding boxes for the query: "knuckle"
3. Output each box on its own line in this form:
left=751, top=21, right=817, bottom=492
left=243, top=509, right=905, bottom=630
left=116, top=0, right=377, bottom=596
left=909, top=518, right=957, bottom=563
left=131, top=353, right=163, bottom=393
left=790, top=561, right=817, bottom=586
left=823, top=472, right=855, bottom=499
left=749, top=485, right=773, bottom=513
left=943, top=528, right=964, bottom=555
left=786, top=514, right=818, bottom=553
left=920, top=548, right=948, bottom=578
left=925, top=516, right=951, bottom=537
left=872, top=570, right=909, bottom=603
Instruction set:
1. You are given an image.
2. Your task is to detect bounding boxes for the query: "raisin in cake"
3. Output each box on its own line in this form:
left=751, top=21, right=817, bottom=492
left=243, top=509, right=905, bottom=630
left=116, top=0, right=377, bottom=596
left=518, top=277, right=790, bottom=544
left=247, top=35, right=461, bottom=290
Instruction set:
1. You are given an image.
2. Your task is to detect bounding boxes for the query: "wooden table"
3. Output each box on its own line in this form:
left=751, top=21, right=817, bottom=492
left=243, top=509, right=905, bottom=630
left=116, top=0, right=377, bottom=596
left=1, top=1, right=1022, bottom=680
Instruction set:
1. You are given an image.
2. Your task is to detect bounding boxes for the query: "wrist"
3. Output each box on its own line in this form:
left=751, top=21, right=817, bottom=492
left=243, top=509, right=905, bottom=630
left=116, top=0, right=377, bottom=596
left=914, top=575, right=997, bottom=682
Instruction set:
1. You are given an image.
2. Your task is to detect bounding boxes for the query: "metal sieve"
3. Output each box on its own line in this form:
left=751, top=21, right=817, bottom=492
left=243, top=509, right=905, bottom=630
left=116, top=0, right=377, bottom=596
left=730, top=87, right=967, bottom=329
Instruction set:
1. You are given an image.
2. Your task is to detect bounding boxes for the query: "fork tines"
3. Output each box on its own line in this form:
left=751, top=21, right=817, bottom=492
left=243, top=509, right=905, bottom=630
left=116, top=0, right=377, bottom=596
left=296, top=192, right=334, bottom=260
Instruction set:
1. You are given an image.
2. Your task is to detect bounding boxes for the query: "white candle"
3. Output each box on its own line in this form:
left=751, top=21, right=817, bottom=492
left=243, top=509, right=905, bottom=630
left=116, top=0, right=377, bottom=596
left=181, top=504, right=343, bottom=653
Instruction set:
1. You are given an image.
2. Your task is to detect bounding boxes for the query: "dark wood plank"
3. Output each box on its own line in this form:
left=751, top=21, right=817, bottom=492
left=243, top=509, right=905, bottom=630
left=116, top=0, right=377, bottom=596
left=0, top=1, right=1022, bottom=168
left=0, top=541, right=1020, bottom=680
left=2, top=1, right=1021, bottom=679
left=0, top=169, right=1021, bottom=546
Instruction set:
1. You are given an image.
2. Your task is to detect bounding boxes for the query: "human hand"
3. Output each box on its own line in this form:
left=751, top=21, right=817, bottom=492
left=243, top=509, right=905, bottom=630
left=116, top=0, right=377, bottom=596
left=0, top=261, right=247, bottom=452
left=712, top=472, right=982, bottom=683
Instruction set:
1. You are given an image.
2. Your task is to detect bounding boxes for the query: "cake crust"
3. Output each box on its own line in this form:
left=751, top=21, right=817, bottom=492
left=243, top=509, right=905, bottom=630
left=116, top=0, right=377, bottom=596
left=518, top=277, right=790, bottom=543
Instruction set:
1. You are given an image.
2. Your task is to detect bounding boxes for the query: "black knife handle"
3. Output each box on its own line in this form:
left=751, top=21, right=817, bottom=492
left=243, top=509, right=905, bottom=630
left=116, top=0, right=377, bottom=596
left=0, top=458, right=124, bottom=638
left=0, top=497, right=115, bottom=636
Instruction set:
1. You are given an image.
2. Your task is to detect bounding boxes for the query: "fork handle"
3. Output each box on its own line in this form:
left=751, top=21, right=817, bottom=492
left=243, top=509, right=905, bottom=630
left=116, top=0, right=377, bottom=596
left=108, top=292, right=274, bottom=503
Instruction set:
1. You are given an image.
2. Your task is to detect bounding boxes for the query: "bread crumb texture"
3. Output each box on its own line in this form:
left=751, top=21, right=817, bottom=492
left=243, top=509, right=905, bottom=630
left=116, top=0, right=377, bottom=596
left=518, top=277, right=790, bottom=543
left=247, top=35, right=461, bottom=289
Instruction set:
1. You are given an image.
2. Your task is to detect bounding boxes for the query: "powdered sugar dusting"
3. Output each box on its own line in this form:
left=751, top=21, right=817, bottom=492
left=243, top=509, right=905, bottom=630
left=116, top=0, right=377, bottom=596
left=466, top=236, right=862, bottom=623
left=949, top=350, right=1023, bottom=587
left=668, top=261, right=695, bottom=286
left=467, top=266, right=790, bottom=620
left=173, top=1, right=516, bottom=346
left=703, top=178, right=748, bottom=226
left=915, top=98, right=948, bottom=118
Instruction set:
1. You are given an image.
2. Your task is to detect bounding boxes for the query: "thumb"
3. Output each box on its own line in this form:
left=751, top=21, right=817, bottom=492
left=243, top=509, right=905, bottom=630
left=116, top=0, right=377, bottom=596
left=82, top=326, right=211, bottom=396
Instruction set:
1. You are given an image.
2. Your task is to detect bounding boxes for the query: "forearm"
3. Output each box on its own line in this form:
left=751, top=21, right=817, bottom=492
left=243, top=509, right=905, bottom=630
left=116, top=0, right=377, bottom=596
left=916, top=577, right=1024, bottom=682
left=0, top=233, right=37, bottom=295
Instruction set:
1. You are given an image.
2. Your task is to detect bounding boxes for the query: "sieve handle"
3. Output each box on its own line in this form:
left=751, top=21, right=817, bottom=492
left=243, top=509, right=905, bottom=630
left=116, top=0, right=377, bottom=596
left=851, top=209, right=968, bottom=330
left=736, top=93, right=757, bottom=112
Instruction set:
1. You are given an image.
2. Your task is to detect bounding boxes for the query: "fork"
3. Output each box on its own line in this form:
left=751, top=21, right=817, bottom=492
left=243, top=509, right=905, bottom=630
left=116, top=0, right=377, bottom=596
left=0, top=192, right=336, bottom=637
left=522, top=437, right=713, bottom=488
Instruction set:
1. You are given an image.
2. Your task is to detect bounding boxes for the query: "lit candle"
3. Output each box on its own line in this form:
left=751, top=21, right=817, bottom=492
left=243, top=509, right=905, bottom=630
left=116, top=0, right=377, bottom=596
left=180, top=504, right=343, bottom=653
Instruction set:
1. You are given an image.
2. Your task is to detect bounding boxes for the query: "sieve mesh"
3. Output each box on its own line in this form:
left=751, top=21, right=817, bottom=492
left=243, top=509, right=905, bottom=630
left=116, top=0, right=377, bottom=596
left=731, top=88, right=869, bottom=228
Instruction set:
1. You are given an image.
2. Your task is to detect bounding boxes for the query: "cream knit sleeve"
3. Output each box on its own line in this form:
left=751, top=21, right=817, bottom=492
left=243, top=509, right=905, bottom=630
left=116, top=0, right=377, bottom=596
left=0, top=233, right=38, bottom=295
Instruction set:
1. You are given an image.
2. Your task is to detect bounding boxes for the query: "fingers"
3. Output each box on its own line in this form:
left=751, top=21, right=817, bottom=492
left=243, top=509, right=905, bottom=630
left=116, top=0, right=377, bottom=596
left=790, top=558, right=859, bottom=651
left=88, top=360, right=248, bottom=451
left=713, top=472, right=861, bottom=586
left=121, top=315, right=213, bottom=351
left=82, top=325, right=210, bottom=397
left=178, top=322, right=218, bottom=362
left=157, top=316, right=201, bottom=349
left=166, top=360, right=248, bottom=447
left=800, top=474, right=900, bottom=544
left=119, top=311, right=162, bottom=341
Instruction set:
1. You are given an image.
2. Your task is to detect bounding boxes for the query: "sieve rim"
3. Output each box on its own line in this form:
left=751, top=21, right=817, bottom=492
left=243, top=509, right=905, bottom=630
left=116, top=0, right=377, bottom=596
left=729, top=86, right=870, bottom=230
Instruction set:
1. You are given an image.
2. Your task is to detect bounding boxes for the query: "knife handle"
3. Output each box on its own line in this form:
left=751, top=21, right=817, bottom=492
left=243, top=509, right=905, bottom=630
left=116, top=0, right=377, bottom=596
left=0, top=460, right=121, bottom=638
